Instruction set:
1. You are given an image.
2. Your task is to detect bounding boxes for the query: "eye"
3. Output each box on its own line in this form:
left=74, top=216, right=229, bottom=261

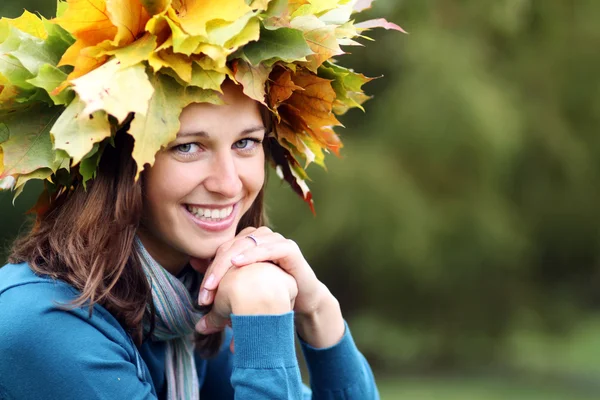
left=233, top=138, right=261, bottom=151
left=175, top=143, right=200, bottom=154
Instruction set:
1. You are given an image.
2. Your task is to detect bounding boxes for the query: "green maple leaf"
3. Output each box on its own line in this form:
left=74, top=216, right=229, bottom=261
left=0, top=104, right=63, bottom=179
left=190, top=63, right=227, bottom=92
left=26, top=64, right=73, bottom=105
left=319, top=61, right=373, bottom=113
left=243, top=25, right=313, bottom=65
left=51, top=96, right=112, bottom=165
left=79, top=142, right=104, bottom=188
left=128, top=72, right=223, bottom=177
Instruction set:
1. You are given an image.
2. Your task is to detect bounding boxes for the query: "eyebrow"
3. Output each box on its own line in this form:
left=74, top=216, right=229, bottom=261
left=177, top=126, right=266, bottom=139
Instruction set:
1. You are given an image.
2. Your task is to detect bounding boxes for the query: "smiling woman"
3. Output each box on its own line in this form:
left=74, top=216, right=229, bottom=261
left=0, top=0, right=402, bottom=399
left=139, top=81, right=267, bottom=271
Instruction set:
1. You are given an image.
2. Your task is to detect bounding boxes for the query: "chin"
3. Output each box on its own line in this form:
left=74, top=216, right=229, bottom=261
left=181, top=231, right=236, bottom=260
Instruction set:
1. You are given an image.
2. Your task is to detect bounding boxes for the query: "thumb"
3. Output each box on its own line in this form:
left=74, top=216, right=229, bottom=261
left=195, top=311, right=228, bottom=335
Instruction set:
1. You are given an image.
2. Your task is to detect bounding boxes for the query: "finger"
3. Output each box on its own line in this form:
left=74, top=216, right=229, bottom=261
left=231, top=239, right=298, bottom=269
left=197, top=236, right=240, bottom=305
left=230, top=336, right=235, bottom=354
left=195, top=311, right=229, bottom=335
left=201, top=226, right=271, bottom=293
left=231, top=239, right=316, bottom=287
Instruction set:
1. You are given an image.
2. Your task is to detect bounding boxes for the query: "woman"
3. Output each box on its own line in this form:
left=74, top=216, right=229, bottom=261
left=0, top=1, right=402, bottom=398
left=0, top=79, right=376, bottom=399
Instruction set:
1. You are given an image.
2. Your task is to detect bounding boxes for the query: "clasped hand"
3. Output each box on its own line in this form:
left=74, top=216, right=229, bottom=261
left=190, top=226, right=343, bottom=348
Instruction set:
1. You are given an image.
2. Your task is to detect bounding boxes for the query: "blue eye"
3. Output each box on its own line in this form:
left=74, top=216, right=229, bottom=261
left=175, top=143, right=199, bottom=153
left=234, top=139, right=250, bottom=149
left=233, top=139, right=261, bottom=150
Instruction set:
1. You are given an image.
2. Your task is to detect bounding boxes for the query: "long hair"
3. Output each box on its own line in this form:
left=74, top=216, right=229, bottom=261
left=9, top=121, right=269, bottom=352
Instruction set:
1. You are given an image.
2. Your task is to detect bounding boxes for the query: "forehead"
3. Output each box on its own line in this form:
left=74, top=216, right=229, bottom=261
left=178, top=83, right=263, bottom=135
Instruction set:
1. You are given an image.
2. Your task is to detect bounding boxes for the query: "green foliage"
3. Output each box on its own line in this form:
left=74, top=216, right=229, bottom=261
left=2, top=0, right=600, bottom=378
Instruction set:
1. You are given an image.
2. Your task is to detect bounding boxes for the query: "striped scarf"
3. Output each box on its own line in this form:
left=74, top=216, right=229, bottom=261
left=136, top=238, right=205, bottom=400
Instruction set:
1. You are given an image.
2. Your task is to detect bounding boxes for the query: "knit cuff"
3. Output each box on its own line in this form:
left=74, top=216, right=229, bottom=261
left=230, top=312, right=297, bottom=369
left=299, top=321, right=364, bottom=390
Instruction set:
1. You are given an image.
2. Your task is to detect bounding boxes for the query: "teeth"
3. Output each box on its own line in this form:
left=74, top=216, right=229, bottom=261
left=186, top=205, right=234, bottom=221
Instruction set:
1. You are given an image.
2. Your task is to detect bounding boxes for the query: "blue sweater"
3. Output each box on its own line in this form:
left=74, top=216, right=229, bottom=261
left=0, top=263, right=378, bottom=399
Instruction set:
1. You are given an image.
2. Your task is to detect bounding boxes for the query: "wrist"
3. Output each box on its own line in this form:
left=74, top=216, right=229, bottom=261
left=295, top=289, right=345, bottom=348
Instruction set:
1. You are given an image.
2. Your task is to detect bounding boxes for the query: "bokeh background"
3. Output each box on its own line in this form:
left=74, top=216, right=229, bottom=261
left=2, top=1, right=600, bottom=399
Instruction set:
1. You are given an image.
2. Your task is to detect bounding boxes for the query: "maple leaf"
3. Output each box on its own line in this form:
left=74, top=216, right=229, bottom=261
left=290, top=15, right=344, bottom=72
left=0, top=104, right=63, bottom=180
left=190, top=62, right=227, bottom=92
left=0, top=17, right=74, bottom=98
left=50, top=96, right=111, bottom=165
left=140, top=0, right=172, bottom=16
left=27, top=64, right=73, bottom=105
left=352, top=0, right=374, bottom=13
left=268, top=66, right=342, bottom=167
left=103, top=33, right=157, bottom=68
left=128, top=73, right=223, bottom=177
left=149, top=49, right=193, bottom=82
left=175, top=0, right=252, bottom=38
left=1, top=10, right=48, bottom=40
left=233, top=59, right=272, bottom=105
left=285, top=69, right=342, bottom=132
left=292, top=0, right=341, bottom=18
left=53, top=0, right=151, bottom=83
left=242, top=25, right=314, bottom=65
left=53, top=0, right=117, bottom=44
left=79, top=142, right=104, bottom=186
left=268, top=67, right=303, bottom=113
left=71, top=58, right=154, bottom=124
left=355, top=18, right=407, bottom=33
left=318, top=60, right=373, bottom=114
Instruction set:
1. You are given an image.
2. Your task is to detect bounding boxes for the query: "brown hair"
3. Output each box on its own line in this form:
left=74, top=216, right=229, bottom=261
left=9, top=119, right=269, bottom=352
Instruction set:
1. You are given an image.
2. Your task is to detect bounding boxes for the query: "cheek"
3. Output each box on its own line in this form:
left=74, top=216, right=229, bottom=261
left=242, top=155, right=265, bottom=197
left=144, top=158, right=196, bottom=215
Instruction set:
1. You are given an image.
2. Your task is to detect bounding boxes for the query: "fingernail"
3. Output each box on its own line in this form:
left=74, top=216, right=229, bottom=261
left=232, top=254, right=244, bottom=263
left=199, top=289, right=210, bottom=305
left=196, top=318, right=207, bottom=333
left=204, top=274, right=215, bottom=289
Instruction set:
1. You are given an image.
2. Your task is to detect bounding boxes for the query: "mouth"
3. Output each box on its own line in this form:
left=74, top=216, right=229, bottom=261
left=185, top=204, right=234, bottom=221
left=183, top=202, right=239, bottom=232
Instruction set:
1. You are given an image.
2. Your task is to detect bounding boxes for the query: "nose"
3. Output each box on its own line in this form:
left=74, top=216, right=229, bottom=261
left=203, top=150, right=243, bottom=198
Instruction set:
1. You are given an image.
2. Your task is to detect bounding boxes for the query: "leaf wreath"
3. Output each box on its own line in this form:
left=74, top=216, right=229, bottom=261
left=0, top=0, right=405, bottom=211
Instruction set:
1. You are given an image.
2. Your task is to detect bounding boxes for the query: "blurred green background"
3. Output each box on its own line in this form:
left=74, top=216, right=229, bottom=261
left=3, top=1, right=600, bottom=398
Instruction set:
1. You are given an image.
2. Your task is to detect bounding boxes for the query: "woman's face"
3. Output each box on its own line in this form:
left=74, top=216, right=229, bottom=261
left=139, top=82, right=266, bottom=272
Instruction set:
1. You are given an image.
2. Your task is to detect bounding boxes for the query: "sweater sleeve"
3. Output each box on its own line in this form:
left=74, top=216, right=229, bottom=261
left=228, top=312, right=305, bottom=399
left=299, top=321, right=380, bottom=400
left=0, top=282, right=157, bottom=400
left=221, top=313, right=377, bottom=400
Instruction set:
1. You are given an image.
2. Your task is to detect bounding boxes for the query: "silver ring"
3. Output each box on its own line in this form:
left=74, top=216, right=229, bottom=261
left=246, top=234, right=259, bottom=246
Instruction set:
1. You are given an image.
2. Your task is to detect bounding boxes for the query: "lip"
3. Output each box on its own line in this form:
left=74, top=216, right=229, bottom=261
left=183, top=201, right=240, bottom=232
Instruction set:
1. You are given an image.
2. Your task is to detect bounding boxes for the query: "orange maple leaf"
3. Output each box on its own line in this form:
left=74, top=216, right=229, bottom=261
left=53, top=0, right=150, bottom=87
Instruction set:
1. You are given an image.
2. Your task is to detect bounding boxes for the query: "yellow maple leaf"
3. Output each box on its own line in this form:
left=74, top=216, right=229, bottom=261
left=106, top=0, right=150, bottom=46
left=149, top=49, right=193, bottom=82
left=176, top=0, right=252, bottom=37
left=2, top=10, right=48, bottom=39
left=53, top=0, right=150, bottom=85
left=53, top=0, right=117, bottom=44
